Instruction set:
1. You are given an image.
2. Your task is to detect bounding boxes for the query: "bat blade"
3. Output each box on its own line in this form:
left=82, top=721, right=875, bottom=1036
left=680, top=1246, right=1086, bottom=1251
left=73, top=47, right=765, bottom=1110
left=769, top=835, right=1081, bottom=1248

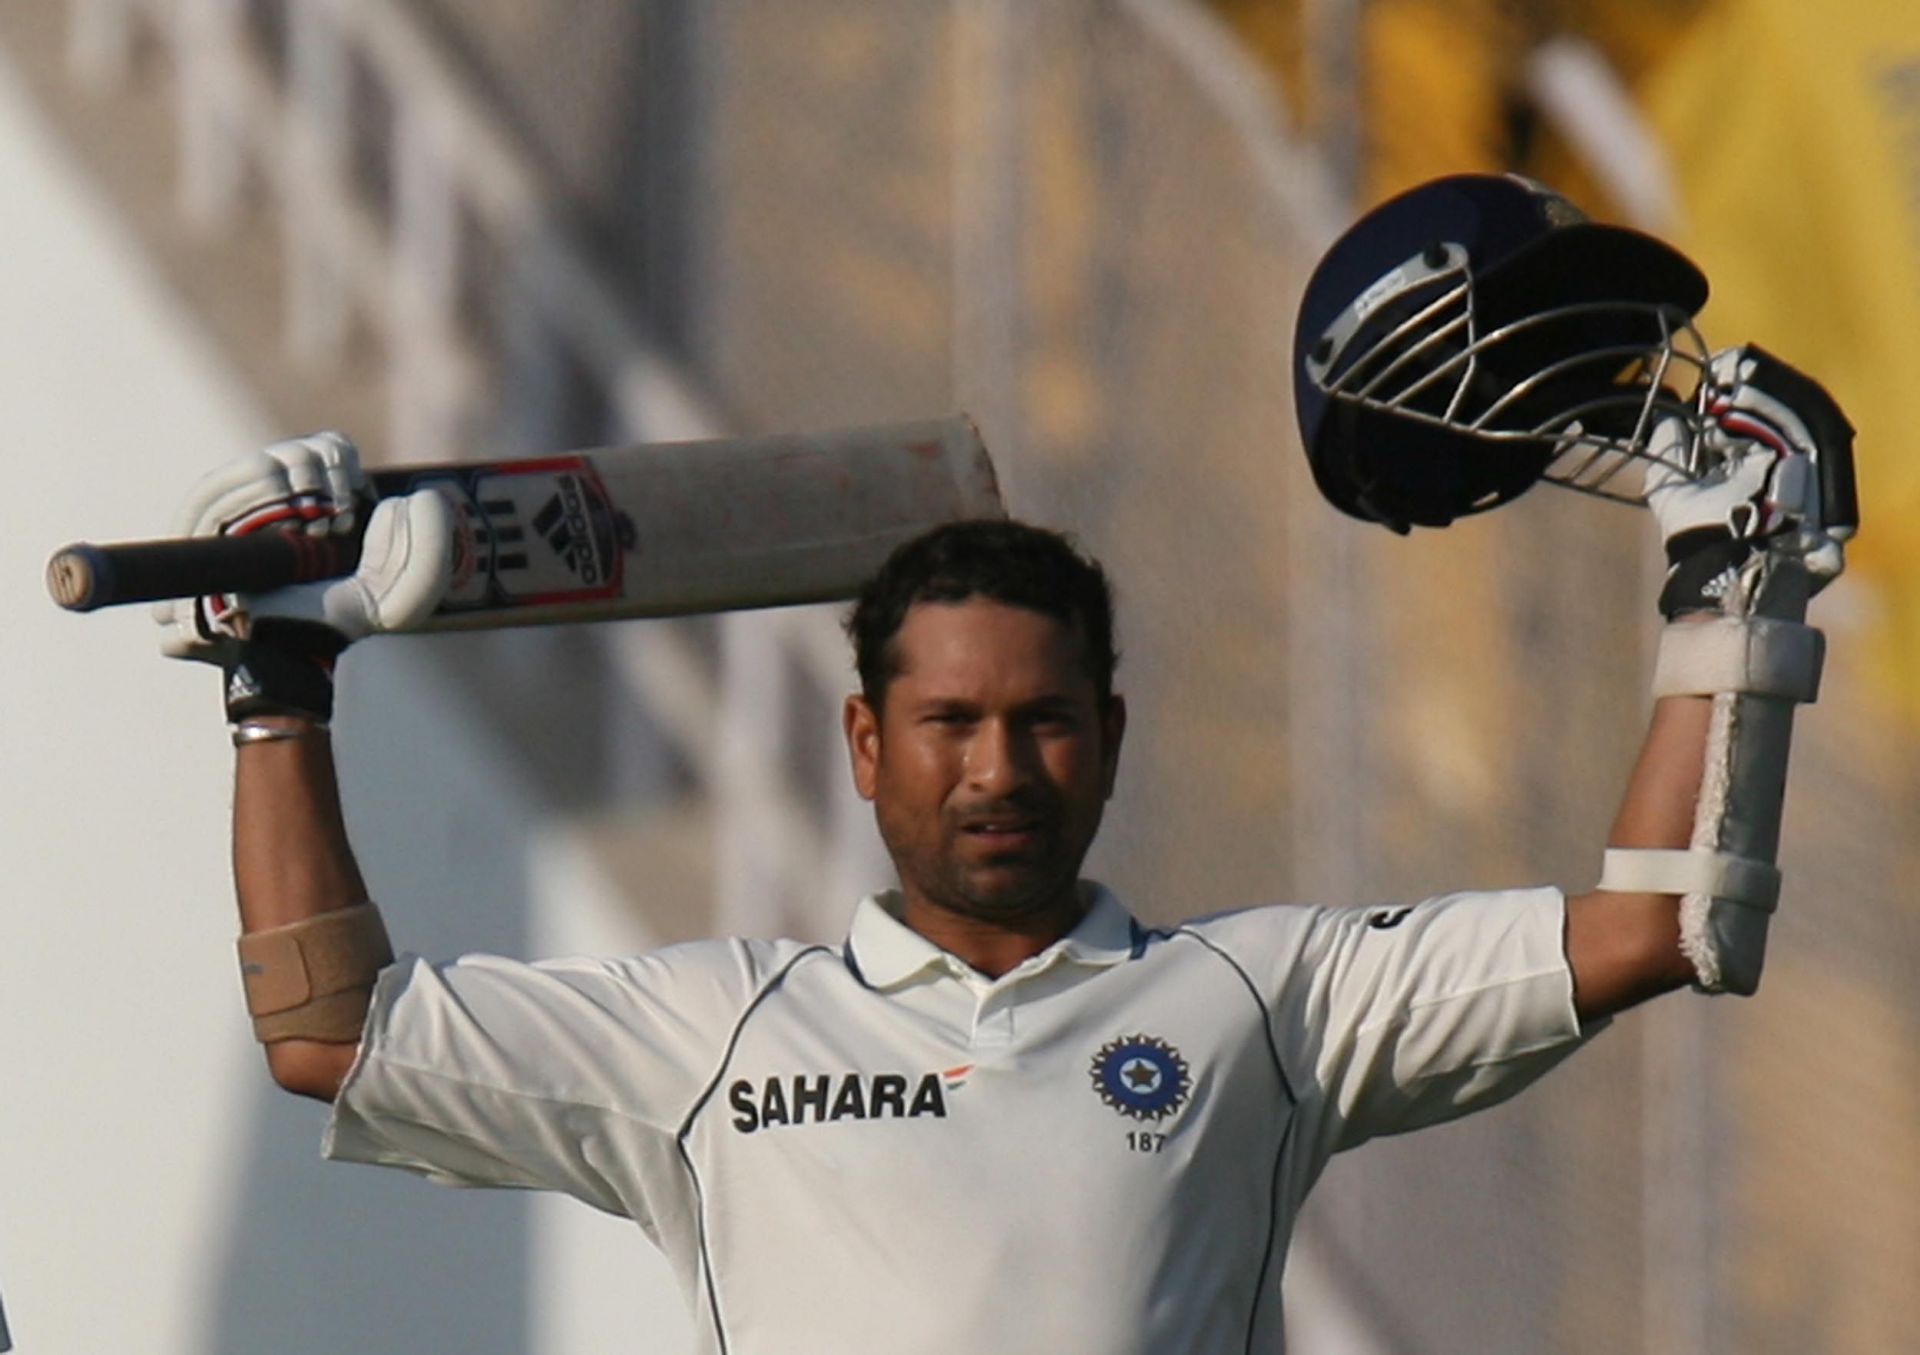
left=48, top=416, right=1005, bottom=625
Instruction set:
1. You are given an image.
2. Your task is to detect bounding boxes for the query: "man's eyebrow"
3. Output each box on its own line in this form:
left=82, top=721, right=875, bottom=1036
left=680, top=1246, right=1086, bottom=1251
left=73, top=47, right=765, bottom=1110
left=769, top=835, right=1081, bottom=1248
left=1020, top=694, right=1086, bottom=713
left=909, top=695, right=983, bottom=714
left=904, top=691, right=1086, bottom=714
left=933, top=692, right=1089, bottom=713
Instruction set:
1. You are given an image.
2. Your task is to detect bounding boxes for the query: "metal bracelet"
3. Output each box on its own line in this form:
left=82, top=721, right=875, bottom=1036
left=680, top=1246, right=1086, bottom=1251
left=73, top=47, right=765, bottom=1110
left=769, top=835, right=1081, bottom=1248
left=231, top=719, right=329, bottom=748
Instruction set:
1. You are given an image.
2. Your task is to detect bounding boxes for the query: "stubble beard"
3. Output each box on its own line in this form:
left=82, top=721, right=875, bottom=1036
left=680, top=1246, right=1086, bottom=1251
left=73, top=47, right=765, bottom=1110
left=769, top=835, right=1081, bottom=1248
left=924, top=847, right=1078, bottom=924
left=882, top=804, right=1094, bottom=928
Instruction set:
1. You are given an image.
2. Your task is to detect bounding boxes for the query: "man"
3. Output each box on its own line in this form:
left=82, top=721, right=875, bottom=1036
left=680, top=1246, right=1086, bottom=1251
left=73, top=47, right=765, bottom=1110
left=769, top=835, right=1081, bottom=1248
left=159, top=420, right=1807, bottom=1353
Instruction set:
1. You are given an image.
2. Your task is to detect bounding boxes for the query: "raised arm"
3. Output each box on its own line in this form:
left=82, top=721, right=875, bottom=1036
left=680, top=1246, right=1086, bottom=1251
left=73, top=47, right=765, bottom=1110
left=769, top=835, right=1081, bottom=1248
left=234, top=720, right=373, bottom=1100
left=158, top=433, right=453, bottom=1100
left=1564, top=691, right=1709, bottom=1021
left=1564, top=348, right=1854, bottom=1023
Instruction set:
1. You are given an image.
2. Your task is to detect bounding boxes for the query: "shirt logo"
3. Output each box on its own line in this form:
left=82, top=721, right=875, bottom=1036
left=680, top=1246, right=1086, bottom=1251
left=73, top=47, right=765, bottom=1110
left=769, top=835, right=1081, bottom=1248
left=1090, top=1034, right=1190, bottom=1122
left=729, top=1071, right=949, bottom=1135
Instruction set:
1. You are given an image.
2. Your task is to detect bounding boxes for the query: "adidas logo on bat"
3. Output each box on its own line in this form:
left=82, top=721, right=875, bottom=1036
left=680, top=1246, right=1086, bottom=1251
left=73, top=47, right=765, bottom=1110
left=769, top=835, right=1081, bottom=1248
left=531, top=476, right=600, bottom=583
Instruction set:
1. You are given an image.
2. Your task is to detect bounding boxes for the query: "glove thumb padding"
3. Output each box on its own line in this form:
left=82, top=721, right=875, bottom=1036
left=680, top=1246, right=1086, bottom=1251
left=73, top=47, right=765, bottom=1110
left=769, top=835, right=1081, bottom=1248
left=246, top=489, right=456, bottom=641
left=350, top=488, right=457, bottom=634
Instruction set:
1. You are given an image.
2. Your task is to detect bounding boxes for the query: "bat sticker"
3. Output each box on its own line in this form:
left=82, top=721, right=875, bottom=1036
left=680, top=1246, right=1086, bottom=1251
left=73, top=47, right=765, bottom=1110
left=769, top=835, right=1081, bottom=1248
left=399, top=458, right=635, bottom=612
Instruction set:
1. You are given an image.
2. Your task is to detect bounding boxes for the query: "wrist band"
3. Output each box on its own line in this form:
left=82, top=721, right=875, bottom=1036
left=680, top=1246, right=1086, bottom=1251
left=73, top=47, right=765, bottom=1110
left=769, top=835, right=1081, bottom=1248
left=223, top=635, right=339, bottom=724
left=231, top=720, right=329, bottom=747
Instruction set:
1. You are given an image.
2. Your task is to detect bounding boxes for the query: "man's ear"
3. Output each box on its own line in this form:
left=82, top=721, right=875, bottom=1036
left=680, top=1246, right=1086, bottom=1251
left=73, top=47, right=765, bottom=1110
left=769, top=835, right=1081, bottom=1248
left=1100, top=694, right=1127, bottom=798
left=844, top=694, right=881, bottom=801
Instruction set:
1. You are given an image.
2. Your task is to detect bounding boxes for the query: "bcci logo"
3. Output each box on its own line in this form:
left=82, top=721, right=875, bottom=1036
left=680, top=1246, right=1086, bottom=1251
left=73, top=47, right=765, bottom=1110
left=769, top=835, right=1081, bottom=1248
left=1089, top=1034, right=1191, bottom=1122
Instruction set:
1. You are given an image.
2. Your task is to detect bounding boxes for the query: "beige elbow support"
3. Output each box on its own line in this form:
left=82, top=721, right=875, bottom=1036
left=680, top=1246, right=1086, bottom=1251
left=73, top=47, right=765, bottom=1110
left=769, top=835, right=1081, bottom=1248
left=237, top=903, right=394, bottom=1043
left=1599, top=553, right=1822, bottom=996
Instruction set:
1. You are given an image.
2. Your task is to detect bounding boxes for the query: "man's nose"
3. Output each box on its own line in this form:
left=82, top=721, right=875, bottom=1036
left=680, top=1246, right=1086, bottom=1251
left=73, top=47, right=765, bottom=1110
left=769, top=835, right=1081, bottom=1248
left=964, top=718, right=1035, bottom=794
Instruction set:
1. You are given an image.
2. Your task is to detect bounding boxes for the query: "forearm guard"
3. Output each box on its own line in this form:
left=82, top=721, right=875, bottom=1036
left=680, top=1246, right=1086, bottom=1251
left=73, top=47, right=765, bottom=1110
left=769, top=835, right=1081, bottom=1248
left=1600, top=551, right=1822, bottom=994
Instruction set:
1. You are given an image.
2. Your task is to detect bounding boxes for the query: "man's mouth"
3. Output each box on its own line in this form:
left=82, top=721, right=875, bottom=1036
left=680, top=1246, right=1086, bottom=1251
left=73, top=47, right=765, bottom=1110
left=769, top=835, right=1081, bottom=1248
left=959, top=816, right=1047, bottom=850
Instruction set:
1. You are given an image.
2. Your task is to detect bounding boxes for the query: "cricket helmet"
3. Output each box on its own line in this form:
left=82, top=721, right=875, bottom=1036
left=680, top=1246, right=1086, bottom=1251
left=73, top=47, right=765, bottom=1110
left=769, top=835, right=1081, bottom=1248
left=1293, top=174, right=1711, bottom=532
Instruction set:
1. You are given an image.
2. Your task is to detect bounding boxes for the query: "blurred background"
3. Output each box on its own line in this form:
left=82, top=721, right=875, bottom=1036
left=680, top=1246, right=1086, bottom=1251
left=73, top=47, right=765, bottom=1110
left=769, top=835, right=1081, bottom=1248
left=2, top=0, right=1915, bottom=1351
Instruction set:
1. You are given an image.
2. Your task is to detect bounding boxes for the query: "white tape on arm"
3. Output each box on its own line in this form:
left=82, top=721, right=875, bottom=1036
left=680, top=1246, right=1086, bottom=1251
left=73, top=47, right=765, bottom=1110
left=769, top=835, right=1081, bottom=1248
left=1651, top=617, right=1824, bottom=701
left=1597, top=847, right=1780, bottom=913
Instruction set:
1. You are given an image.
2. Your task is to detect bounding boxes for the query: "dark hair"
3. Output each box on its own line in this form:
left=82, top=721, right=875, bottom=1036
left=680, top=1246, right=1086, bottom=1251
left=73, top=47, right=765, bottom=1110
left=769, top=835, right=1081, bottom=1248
left=846, top=519, right=1118, bottom=707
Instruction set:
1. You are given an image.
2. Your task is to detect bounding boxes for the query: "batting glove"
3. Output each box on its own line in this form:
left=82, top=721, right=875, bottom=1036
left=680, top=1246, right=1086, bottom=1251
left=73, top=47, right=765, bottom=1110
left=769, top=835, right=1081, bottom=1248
left=156, top=433, right=454, bottom=722
left=1647, top=348, right=1850, bottom=618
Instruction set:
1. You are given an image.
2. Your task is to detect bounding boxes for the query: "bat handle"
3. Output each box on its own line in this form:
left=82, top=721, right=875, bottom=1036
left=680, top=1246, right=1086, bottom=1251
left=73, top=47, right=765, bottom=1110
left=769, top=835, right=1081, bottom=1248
left=46, top=531, right=363, bottom=612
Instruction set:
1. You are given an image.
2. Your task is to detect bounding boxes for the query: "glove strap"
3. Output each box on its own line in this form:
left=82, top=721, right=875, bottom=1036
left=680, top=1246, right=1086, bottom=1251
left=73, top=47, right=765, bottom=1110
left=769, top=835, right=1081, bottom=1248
left=1659, top=529, right=1753, bottom=619
left=223, top=621, right=346, bottom=724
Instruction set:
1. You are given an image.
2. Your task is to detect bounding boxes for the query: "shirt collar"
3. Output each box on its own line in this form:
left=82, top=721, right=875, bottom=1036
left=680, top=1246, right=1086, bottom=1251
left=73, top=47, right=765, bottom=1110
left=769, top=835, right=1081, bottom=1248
left=846, top=882, right=1140, bottom=990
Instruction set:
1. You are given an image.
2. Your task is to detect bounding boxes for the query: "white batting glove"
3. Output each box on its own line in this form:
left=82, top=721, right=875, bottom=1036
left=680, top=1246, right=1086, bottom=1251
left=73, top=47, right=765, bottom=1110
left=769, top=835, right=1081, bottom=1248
left=1645, top=350, right=1850, bottom=618
left=1698, top=347, right=1849, bottom=588
left=1646, top=431, right=1803, bottom=618
left=156, top=432, right=454, bottom=663
left=1644, top=411, right=1786, bottom=535
left=246, top=490, right=456, bottom=640
left=156, top=433, right=455, bottom=724
left=155, top=431, right=369, bottom=664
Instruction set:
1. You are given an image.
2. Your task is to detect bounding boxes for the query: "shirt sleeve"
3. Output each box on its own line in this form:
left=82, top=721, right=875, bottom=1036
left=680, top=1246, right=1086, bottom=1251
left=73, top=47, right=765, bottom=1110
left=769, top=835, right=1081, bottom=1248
left=1217, top=887, right=1600, bottom=1158
left=322, top=938, right=789, bottom=1226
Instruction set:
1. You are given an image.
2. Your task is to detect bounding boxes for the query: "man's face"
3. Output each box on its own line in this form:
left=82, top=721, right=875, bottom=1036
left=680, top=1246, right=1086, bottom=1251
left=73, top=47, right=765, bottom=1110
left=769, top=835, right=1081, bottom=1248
left=844, top=598, right=1125, bottom=925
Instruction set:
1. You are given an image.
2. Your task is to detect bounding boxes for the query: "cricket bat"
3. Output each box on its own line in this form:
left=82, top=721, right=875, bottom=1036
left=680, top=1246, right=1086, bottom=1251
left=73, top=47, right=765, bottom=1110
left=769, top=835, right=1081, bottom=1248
left=48, top=416, right=1004, bottom=627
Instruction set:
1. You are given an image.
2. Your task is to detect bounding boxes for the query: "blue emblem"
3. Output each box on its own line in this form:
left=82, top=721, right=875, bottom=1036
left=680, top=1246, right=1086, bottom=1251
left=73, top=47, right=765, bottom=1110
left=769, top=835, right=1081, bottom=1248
left=1090, top=1034, right=1191, bottom=1121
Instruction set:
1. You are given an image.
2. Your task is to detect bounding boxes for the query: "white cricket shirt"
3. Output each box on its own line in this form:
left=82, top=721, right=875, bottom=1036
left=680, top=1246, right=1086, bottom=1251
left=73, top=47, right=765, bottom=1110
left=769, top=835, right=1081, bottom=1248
left=326, top=883, right=1594, bottom=1354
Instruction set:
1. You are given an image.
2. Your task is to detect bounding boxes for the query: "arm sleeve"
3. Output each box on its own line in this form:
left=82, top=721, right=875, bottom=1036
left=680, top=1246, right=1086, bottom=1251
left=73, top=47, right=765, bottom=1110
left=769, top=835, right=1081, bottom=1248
left=321, top=939, right=786, bottom=1224
left=1266, top=887, right=1600, bottom=1157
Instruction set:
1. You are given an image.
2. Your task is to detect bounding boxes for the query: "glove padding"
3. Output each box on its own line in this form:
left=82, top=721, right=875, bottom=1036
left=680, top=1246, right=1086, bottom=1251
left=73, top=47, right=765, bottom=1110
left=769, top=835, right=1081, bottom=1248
left=156, top=431, right=363, bottom=662
left=156, top=433, right=455, bottom=721
left=1646, top=347, right=1850, bottom=618
left=245, top=489, right=456, bottom=641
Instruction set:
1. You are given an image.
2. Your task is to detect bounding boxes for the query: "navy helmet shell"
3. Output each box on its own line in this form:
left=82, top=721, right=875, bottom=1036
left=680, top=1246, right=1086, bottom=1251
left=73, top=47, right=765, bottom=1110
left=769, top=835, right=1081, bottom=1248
left=1292, top=175, right=1709, bottom=532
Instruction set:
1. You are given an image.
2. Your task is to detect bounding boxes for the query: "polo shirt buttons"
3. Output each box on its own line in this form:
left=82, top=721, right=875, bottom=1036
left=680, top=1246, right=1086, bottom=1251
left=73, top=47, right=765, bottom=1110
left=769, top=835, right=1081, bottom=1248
left=970, top=1002, right=1014, bottom=1049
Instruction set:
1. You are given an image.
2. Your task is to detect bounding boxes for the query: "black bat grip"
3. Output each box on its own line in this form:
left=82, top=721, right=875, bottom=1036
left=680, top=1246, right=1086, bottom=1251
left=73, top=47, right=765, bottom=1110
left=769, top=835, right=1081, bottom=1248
left=46, top=530, right=363, bottom=612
